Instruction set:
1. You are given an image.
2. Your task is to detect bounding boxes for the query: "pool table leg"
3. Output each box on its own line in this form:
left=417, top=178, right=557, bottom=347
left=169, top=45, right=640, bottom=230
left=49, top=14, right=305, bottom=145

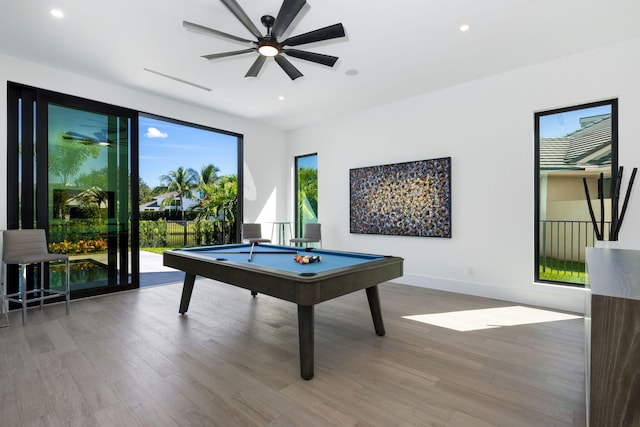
left=366, top=285, right=386, bottom=336
left=179, top=273, right=196, bottom=314
left=298, top=304, right=314, bottom=380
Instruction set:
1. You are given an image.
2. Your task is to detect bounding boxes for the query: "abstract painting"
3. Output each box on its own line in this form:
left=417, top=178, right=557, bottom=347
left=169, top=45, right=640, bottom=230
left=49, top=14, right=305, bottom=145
left=350, top=157, right=451, bottom=237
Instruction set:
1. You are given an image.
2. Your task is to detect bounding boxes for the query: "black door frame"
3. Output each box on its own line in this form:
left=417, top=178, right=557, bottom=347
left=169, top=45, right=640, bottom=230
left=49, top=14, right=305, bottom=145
left=6, top=82, right=139, bottom=300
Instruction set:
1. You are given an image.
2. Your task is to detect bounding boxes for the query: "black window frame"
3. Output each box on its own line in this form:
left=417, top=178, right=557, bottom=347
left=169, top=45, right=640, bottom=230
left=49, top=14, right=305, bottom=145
left=534, top=98, right=618, bottom=287
left=294, top=153, right=318, bottom=238
left=6, top=83, right=244, bottom=301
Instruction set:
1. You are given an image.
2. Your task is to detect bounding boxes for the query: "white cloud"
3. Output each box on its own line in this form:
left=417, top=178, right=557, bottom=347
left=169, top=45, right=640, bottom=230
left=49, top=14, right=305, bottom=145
left=145, top=127, right=168, bottom=138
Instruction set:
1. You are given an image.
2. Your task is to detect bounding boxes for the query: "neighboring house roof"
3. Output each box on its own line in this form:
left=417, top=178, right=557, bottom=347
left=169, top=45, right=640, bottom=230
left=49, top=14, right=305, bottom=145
left=153, top=191, right=179, bottom=201
left=139, top=200, right=162, bottom=210
left=139, top=191, right=199, bottom=211
left=539, top=138, right=576, bottom=170
left=540, top=114, right=612, bottom=171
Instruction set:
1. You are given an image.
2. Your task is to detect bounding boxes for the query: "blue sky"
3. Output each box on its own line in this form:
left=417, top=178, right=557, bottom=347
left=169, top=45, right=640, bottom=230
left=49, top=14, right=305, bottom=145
left=139, top=115, right=239, bottom=189
left=297, top=154, right=317, bottom=169
left=539, top=105, right=611, bottom=138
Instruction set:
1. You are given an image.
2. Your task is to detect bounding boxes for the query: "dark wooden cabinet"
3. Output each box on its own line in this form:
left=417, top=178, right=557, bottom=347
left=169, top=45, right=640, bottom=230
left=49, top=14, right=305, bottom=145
left=585, top=248, right=640, bottom=427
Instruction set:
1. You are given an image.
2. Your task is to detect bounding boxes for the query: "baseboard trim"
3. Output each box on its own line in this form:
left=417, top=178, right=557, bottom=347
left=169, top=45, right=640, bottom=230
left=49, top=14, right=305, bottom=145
left=391, top=274, right=586, bottom=314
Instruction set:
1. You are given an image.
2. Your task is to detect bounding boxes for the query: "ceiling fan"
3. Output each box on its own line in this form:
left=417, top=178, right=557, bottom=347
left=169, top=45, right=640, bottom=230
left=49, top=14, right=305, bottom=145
left=184, top=0, right=346, bottom=80
left=62, top=131, right=111, bottom=146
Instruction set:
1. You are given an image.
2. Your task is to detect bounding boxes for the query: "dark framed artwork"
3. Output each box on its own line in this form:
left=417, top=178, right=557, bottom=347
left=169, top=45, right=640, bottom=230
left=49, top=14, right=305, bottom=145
left=349, top=157, right=451, bottom=237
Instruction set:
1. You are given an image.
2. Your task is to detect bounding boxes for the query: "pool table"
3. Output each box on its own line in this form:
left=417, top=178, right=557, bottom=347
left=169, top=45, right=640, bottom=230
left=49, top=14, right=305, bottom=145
left=163, top=243, right=403, bottom=379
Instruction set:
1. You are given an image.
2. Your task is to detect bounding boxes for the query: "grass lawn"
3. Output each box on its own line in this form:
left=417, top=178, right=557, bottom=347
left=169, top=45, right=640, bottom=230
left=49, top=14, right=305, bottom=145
left=539, top=257, right=586, bottom=285
left=141, top=247, right=172, bottom=255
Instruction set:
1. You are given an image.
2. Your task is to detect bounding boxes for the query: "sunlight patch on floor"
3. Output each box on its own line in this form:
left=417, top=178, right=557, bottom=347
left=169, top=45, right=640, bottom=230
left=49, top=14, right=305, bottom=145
left=402, top=306, right=583, bottom=332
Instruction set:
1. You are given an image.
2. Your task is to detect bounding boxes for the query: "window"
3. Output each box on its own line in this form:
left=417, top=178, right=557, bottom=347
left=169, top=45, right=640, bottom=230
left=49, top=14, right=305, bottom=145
left=535, top=99, right=618, bottom=286
left=138, top=114, right=242, bottom=247
left=295, top=154, right=318, bottom=238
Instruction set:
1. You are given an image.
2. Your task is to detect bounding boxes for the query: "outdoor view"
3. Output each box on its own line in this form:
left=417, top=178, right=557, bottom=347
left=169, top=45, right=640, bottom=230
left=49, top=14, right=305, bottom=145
left=138, top=115, right=240, bottom=256
left=43, top=110, right=240, bottom=292
left=10, top=83, right=315, bottom=296
left=295, top=154, right=319, bottom=239
left=536, top=100, right=615, bottom=285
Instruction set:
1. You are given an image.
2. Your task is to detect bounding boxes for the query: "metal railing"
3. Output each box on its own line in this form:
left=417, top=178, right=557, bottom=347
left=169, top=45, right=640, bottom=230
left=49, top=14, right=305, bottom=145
left=539, top=220, right=611, bottom=279
left=165, top=220, right=237, bottom=247
left=166, top=221, right=196, bottom=246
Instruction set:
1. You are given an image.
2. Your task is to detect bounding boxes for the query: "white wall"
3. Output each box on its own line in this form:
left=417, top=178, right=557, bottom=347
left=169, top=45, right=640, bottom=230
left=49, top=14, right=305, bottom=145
left=3, top=36, right=639, bottom=312
left=0, top=53, right=288, bottom=237
left=287, top=36, right=640, bottom=313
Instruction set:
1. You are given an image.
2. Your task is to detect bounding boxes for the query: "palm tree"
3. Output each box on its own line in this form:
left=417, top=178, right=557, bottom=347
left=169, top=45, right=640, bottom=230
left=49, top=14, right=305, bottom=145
left=196, top=175, right=238, bottom=243
left=200, top=164, right=221, bottom=186
left=159, top=166, right=199, bottom=220
left=198, top=164, right=221, bottom=202
left=197, top=175, right=237, bottom=221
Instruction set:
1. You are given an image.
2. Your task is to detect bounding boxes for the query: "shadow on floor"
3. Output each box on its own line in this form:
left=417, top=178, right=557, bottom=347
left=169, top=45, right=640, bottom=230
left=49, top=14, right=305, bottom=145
left=139, top=271, right=185, bottom=288
left=139, top=250, right=184, bottom=288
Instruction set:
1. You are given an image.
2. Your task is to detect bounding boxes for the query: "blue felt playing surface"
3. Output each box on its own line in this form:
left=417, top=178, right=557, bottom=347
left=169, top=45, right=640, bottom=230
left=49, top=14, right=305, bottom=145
left=178, top=244, right=384, bottom=275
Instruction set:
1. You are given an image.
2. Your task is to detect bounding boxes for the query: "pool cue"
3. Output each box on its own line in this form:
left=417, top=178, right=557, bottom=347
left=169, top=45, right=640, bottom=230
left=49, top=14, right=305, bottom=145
left=248, top=242, right=256, bottom=261
left=201, top=250, right=298, bottom=254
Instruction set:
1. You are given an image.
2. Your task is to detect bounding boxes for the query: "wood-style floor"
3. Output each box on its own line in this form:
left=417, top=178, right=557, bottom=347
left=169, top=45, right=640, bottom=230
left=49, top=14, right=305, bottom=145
left=0, top=279, right=586, bottom=426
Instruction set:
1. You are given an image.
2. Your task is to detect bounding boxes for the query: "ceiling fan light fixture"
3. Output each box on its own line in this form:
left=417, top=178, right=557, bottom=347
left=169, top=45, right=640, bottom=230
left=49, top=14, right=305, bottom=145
left=258, top=42, right=279, bottom=57
left=188, top=0, right=346, bottom=80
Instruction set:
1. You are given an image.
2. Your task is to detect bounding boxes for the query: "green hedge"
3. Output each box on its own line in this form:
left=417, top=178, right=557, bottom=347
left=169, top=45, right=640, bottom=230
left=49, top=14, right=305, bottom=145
left=140, top=219, right=168, bottom=247
left=139, top=210, right=198, bottom=221
left=193, top=218, right=236, bottom=246
left=49, top=219, right=106, bottom=243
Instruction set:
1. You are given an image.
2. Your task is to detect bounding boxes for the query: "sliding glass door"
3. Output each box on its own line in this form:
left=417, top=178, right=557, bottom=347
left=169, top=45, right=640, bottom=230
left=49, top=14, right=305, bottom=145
left=7, top=84, right=138, bottom=299
left=47, top=104, right=132, bottom=291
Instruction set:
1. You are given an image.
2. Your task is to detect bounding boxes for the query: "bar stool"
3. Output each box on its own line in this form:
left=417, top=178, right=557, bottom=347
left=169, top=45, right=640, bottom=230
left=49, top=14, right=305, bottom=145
left=2, top=229, right=70, bottom=325
left=290, top=223, right=322, bottom=248
left=241, top=223, right=271, bottom=245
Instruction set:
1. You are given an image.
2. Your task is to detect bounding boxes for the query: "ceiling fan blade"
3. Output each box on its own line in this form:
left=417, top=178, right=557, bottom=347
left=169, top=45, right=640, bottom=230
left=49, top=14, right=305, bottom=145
left=281, top=23, right=345, bottom=47
left=245, top=55, right=267, bottom=77
left=183, top=21, right=255, bottom=44
left=202, top=49, right=255, bottom=60
left=220, top=0, right=263, bottom=39
left=271, top=0, right=306, bottom=39
left=275, top=55, right=303, bottom=80
left=282, top=49, right=338, bottom=67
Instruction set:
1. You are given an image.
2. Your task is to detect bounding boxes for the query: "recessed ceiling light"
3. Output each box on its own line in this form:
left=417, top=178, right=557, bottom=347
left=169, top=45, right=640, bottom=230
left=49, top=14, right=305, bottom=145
left=50, top=9, right=64, bottom=18
left=459, top=24, right=470, bottom=32
left=278, top=96, right=285, bottom=101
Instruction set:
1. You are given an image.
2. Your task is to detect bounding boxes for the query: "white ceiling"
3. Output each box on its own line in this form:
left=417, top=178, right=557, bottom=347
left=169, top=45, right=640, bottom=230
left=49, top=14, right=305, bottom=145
left=2, top=0, right=639, bottom=130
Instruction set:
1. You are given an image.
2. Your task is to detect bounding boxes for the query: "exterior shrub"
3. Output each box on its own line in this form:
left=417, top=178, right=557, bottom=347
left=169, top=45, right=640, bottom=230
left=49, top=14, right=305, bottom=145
left=140, top=210, right=198, bottom=221
left=194, top=219, right=217, bottom=246
left=139, top=219, right=168, bottom=247
left=49, top=238, right=108, bottom=254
